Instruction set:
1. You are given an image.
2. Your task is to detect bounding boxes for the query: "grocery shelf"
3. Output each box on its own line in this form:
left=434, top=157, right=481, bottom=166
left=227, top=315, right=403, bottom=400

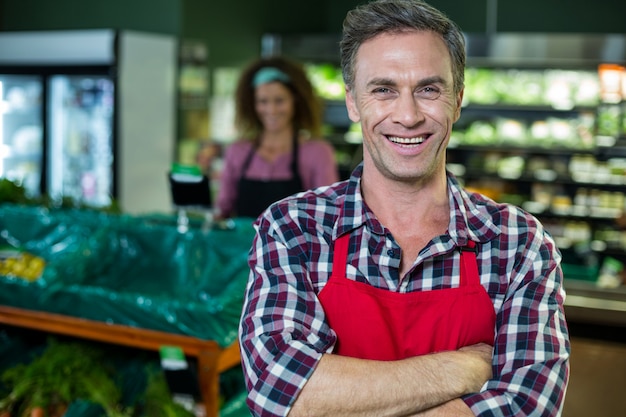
left=564, top=280, right=626, bottom=327
left=448, top=143, right=601, bottom=157
left=461, top=103, right=597, bottom=117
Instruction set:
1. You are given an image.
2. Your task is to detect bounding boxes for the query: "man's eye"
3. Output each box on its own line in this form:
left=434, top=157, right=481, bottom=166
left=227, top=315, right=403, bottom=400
left=416, top=86, right=441, bottom=100
left=373, top=87, right=392, bottom=94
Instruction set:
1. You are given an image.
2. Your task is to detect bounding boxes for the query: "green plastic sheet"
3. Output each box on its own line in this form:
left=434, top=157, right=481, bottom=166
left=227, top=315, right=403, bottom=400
left=0, top=204, right=255, bottom=348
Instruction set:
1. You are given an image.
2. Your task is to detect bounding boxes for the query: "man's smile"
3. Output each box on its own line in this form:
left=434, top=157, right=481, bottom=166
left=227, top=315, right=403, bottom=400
left=386, top=135, right=426, bottom=146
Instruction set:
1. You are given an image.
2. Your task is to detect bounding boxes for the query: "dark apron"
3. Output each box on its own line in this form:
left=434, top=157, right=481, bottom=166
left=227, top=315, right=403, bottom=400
left=236, top=134, right=303, bottom=218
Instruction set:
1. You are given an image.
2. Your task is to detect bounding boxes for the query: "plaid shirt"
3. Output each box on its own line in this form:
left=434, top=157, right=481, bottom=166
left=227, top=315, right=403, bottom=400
left=239, top=163, right=570, bottom=417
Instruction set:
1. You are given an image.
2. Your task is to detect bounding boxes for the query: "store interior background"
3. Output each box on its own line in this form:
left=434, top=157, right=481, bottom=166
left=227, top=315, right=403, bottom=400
left=2, top=0, right=626, bottom=176
left=1, top=0, right=626, bottom=416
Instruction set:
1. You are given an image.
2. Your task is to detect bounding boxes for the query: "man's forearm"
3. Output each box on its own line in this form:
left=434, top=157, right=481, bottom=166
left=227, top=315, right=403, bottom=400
left=288, top=345, right=491, bottom=417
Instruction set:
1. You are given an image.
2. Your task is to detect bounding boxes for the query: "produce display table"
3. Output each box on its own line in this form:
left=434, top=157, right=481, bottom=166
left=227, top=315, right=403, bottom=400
left=0, top=204, right=256, bottom=416
left=0, top=305, right=241, bottom=417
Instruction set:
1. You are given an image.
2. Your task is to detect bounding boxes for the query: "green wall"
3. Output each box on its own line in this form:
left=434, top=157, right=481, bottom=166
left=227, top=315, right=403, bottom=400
left=1, top=0, right=624, bottom=77
left=498, top=0, right=626, bottom=33
left=0, top=0, right=181, bottom=34
left=181, top=0, right=334, bottom=68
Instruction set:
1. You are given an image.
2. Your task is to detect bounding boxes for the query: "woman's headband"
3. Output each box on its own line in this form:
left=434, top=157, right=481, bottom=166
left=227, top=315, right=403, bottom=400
left=252, top=67, right=291, bottom=87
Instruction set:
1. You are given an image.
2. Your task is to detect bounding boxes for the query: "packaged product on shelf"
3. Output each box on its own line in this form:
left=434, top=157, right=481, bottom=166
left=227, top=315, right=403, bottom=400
left=597, top=256, right=625, bottom=289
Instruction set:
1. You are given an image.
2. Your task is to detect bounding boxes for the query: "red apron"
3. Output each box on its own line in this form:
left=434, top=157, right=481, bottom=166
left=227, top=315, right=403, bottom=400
left=318, top=233, right=496, bottom=361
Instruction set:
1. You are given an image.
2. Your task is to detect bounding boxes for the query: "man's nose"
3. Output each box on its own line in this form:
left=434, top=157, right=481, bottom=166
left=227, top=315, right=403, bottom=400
left=391, top=93, right=425, bottom=127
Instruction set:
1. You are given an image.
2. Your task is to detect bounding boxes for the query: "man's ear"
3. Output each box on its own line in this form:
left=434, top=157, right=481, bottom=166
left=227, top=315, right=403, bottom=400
left=453, top=87, right=464, bottom=122
left=345, top=86, right=361, bottom=123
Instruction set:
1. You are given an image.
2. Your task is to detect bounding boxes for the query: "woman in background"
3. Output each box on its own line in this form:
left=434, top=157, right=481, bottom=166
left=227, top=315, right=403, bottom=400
left=216, top=56, right=339, bottom=219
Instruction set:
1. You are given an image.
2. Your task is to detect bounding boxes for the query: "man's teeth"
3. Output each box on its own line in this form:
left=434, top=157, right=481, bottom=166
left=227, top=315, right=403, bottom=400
left=388, top=136, right=425, bottom=144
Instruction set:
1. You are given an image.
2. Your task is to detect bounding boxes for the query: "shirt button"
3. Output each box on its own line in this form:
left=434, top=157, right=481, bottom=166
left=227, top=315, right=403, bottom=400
left=387, top=249, right=395, bottom=256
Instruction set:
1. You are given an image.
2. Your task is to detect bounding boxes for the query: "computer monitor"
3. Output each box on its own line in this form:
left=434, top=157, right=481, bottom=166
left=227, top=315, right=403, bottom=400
left=167, top=172, right=212, bottom=209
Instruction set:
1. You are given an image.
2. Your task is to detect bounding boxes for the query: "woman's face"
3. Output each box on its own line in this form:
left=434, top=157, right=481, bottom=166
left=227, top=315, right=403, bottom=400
left=254, top=81, right=295, bottom=134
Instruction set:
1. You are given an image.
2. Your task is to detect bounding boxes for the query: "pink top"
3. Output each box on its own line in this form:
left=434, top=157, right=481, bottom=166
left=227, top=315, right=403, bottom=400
left=216, top=139, right=339, bottom=218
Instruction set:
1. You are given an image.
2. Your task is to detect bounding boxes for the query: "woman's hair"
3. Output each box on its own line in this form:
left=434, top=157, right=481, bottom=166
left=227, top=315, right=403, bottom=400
left=340, top=0, right=466, bottom=95
left=234, top=56, right=323, bottom=139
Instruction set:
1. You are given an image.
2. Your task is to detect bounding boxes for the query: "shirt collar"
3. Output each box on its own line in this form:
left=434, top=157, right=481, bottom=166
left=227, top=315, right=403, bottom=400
left=335, top=163, right=501, bottom=244
left=446, top=173, right=501, bottom=246
left=334, top=163, right=386, bottom=239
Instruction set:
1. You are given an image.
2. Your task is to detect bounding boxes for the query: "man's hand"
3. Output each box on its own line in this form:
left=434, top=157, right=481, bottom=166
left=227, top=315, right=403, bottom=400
left=458, top=343, right=494, bottom=393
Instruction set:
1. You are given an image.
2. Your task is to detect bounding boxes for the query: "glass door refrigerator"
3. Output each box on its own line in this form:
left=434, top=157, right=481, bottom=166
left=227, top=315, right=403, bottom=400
left=47, top=73, right=115, bottom=207
left=0, top=29, right=177, bottom=214
left=0, top=74, right=43, bottom=197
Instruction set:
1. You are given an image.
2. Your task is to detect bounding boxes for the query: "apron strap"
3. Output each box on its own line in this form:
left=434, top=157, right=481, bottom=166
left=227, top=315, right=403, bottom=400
left=290, top=133, right=303, bottom=187
left=240, top=143, right=256, bottom=178
left=332, top=233, right=350, bottom=277
left=290, top=133, right=299, bottom=174
left=459, top=240, right=479, bottom=287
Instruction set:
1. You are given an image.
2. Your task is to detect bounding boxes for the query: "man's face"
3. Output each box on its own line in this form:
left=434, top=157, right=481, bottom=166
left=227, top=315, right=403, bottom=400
left=345, top=30, right=463, bottom=184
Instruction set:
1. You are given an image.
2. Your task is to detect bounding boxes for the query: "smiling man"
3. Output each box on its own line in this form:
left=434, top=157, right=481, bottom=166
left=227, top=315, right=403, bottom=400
left=239, top=1, right=570, bottom=416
